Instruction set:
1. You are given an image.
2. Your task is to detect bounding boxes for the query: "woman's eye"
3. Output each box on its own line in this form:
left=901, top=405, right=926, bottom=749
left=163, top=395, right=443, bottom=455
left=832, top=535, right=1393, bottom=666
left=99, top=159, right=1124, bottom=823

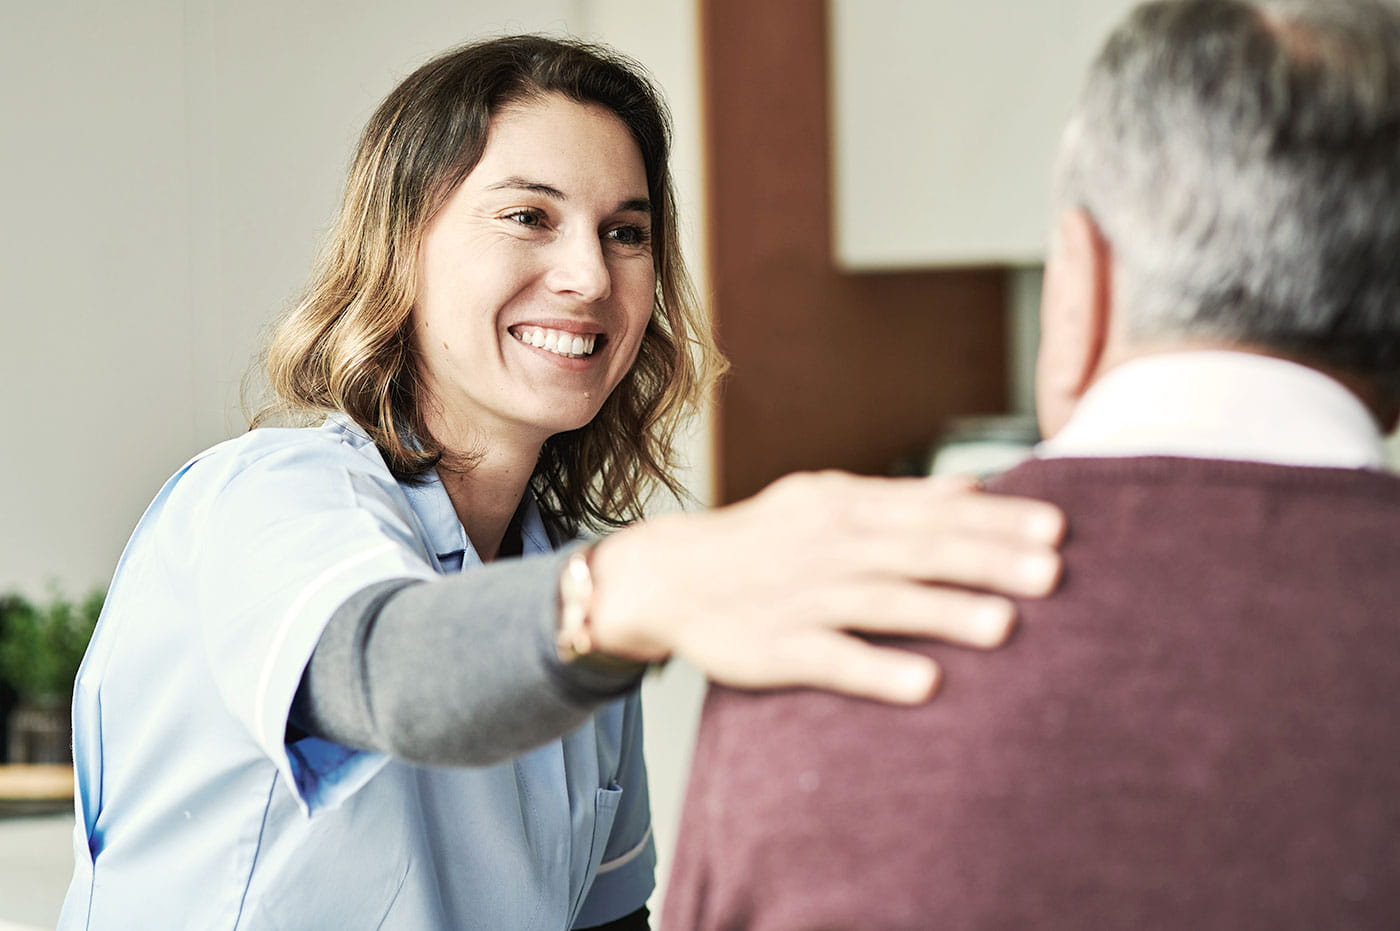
left=505, top=209, right=545, bottom=228
left=606, top=225, right=651, bottom=247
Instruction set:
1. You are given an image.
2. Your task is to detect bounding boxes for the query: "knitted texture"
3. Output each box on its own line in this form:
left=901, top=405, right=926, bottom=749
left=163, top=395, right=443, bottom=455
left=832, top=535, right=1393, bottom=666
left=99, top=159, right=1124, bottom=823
left=663, top=457, right=1400, bottom=930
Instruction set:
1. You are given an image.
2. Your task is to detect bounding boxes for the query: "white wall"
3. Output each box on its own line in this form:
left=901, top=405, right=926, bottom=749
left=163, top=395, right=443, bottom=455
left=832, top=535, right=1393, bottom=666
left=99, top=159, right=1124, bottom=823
left=1, top=0, right=709, bottom=922
left=2, top=1, right=194, bottom=598
left=830, top=0, right=1139, bottom=268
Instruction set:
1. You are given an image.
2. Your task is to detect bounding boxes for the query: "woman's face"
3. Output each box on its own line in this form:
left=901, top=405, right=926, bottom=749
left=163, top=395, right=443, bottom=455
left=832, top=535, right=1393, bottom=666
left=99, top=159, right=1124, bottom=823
left=412, top=93, right=656, bottom=449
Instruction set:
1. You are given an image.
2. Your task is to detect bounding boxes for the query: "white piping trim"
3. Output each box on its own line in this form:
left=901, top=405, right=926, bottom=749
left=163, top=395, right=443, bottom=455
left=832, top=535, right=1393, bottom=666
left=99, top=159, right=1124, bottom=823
left=253, top=541, right=400, bottom=747
left=596, top=824, right=653, bottom=875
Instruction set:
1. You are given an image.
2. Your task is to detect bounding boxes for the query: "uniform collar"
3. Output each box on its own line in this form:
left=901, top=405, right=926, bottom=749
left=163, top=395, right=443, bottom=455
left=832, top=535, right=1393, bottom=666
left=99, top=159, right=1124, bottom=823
left=1037, top=351, right=1389, bottom=469
left=399, top=469, right=554, bottom=569
left=321, top=413, right=554, bottom=567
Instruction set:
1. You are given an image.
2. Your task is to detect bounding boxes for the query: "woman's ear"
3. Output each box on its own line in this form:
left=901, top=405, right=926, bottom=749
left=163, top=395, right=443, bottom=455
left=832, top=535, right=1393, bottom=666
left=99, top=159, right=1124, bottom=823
left=1035, top=208, right=1113, bottom=438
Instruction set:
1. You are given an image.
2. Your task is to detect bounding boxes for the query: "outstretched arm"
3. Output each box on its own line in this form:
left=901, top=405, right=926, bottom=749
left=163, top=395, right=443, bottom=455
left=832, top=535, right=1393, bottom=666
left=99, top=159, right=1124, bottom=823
left=291, top=472, right=1065, bottom=762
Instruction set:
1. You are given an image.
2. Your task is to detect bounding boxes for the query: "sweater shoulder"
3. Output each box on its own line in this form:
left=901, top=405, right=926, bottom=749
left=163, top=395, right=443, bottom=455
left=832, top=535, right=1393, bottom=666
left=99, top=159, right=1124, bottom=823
left=986, top=455, right=1400, bottom=506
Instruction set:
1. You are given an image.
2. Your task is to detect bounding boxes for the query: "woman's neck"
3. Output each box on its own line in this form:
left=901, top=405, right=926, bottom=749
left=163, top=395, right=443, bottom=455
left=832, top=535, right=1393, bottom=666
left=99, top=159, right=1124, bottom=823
left=427, top=419, right=544, bottom=563
left=434, top=450, right=537, bottom=562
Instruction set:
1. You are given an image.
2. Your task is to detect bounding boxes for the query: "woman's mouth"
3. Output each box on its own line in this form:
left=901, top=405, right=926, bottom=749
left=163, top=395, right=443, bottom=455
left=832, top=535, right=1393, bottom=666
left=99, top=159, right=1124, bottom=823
left=509, top=325, right=601, bottom=359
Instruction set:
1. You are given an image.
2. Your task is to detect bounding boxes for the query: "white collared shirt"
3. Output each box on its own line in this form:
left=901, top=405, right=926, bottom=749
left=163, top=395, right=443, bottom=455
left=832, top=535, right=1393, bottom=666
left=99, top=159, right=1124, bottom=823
left=1037, top=351, right=1389, bottom=469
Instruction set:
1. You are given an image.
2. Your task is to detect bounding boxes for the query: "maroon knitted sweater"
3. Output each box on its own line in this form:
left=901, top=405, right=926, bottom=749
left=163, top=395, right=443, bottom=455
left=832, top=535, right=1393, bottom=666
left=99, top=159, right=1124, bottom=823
left=663, top=457, right=1400, bottom=930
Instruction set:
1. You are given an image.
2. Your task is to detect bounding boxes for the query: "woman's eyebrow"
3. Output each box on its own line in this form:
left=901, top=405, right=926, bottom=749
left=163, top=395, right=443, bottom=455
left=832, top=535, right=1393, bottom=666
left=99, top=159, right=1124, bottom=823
left=486, top=176, right=651, bottom=215
left=487, top=176, right=566, bottom=199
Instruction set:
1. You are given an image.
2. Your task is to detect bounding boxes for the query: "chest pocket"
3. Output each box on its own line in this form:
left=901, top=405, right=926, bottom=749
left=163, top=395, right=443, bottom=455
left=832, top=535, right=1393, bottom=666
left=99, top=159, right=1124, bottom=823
left=569, top=784, right=624, bottom=924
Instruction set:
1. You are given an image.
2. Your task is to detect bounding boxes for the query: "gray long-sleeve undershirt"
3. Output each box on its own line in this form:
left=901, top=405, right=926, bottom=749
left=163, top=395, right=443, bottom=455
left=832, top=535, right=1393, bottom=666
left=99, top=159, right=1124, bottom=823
left=288, top=546, right=647, bottom=767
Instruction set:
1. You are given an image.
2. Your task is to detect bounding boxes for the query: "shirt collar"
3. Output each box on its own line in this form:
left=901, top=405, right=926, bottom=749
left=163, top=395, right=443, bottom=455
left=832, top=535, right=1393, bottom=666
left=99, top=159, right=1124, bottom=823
left=399, top=469, right=471, bottom=566
left=321, top=413, right=554, bottom=567
left=1036, top=351, right=1389, bottom=469
left=399, top=470, right=554, bottom=570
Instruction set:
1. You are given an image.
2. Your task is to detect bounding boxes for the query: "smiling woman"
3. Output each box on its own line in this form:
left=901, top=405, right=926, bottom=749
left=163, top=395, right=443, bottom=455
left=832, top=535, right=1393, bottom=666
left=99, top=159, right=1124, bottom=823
left=411, top=96, right=658, bottom=494
left=256, top=39, right=709, bottom=544
left=59, top=34, right=1065, bottom=931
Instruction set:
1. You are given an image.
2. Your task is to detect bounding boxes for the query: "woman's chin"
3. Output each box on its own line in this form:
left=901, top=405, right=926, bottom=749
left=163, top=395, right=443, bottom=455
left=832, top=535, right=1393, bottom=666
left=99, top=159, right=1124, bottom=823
left=503, top=403, right=605, bottom=442
left=544, top=411, right=604, bottom=437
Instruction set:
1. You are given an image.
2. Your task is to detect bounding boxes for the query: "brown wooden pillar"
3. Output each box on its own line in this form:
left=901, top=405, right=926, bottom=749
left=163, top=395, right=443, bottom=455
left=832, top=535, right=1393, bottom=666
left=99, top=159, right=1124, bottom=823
left=700, top=0, right=1009, bottom=503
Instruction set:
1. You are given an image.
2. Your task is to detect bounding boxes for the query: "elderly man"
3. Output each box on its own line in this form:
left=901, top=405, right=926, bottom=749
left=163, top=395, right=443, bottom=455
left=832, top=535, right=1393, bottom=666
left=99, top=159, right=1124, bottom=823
left=662, top=0, right=1400, bottom=927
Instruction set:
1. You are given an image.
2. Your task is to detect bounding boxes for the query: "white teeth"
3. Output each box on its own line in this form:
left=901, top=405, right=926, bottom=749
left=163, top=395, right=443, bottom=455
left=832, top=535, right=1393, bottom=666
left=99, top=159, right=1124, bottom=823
left=512, top=326, right=599, bottom=358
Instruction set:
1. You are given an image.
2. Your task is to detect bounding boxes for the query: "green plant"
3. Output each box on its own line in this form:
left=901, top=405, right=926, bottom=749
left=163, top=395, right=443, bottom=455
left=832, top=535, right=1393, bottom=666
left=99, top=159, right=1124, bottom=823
left=0, top=587, right=104, bottom=706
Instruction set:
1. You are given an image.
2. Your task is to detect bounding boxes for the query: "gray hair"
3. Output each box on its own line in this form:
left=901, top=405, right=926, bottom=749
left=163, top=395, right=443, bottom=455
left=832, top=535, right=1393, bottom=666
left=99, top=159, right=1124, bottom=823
left=1055, top=0, right=1400, bottom=395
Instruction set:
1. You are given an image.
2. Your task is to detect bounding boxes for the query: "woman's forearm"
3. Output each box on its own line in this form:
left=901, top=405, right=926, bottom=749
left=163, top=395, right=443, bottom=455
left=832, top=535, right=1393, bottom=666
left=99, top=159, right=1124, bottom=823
left=290, top=547, right=644, bottom=766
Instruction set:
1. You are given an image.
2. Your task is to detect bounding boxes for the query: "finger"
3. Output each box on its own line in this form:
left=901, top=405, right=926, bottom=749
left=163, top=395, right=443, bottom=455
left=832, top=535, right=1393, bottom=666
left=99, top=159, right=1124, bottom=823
left=925, top=473, right=981, bottom=495
left=849, top=532, right=1062, bottom=598
left=820, top=474, right=1065, bottom=546
left=743, top=473, right=1064, bottom=599
left=802, top=476, right=1065, bottom=596
left=753, top=630, right=942, bottom=705
left=928, top=489, right=1066, bottom=546
left=806, top=582, right=1018, bottom=649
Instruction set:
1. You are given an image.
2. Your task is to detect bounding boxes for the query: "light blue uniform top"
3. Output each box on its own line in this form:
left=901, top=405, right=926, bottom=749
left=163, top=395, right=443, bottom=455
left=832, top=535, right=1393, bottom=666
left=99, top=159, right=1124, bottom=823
left=59, top=418, right=654, bottom=929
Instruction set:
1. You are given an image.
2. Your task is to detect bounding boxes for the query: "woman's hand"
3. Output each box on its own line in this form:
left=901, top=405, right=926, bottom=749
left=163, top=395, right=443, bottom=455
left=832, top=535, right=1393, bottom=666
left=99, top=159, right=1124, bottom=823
left=586, top=471, right=1065, bottom=704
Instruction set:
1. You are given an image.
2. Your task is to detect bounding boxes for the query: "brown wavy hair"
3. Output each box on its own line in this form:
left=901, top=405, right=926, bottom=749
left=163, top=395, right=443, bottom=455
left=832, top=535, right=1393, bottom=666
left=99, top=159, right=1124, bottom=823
left=252, top=35, right=726, bottom=535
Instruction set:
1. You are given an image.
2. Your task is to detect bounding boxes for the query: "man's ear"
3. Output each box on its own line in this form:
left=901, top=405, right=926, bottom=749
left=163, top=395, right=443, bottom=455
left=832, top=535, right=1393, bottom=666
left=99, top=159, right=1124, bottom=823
left=1036, top=208, right=1113, bottom=438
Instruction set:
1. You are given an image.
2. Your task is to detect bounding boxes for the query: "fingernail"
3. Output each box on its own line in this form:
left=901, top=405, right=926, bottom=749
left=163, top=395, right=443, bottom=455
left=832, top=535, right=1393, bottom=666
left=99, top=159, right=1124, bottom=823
left=1019, top=553, right=1061, bottom=593
left=977, top=599, right=1016, bottom=646
left=1026, top=507, right=1065, bottom=544
left=894, top=660, right=939, bottom=702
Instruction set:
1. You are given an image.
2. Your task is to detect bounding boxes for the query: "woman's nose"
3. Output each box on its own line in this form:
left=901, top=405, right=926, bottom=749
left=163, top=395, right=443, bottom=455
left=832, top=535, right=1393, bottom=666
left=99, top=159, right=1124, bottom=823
left=545, top=233, right=612, bottom=303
